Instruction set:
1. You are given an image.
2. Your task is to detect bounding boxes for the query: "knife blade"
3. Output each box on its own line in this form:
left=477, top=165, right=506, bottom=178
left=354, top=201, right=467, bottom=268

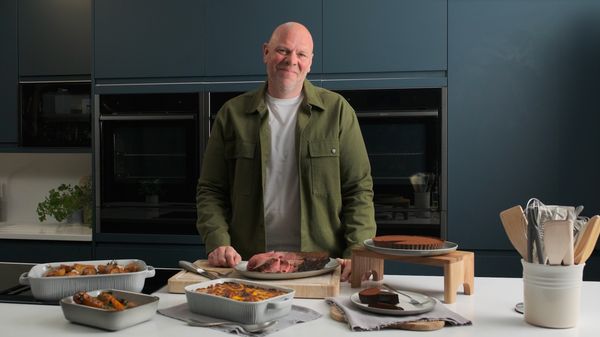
left=178, top=260, right=219, bottom=280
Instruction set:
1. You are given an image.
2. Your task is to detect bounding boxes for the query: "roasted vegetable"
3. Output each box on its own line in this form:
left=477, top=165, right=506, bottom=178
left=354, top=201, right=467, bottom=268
left=72, top=291, right=132, bottom=311
left=97, top=292, right=126, bottom=311
left=44, top=261, right=140, bottom=277
left=73, top=291, right=106, bottom=309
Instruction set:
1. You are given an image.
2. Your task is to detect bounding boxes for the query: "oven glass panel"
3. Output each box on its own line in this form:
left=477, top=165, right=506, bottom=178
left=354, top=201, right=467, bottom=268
left=114, top=125, right=188, bottom=180
left=361, top=120, right=432, bottom=182
left=101, top=120, right=196, bottom=204
left=20, top=82, right=91, bottom=147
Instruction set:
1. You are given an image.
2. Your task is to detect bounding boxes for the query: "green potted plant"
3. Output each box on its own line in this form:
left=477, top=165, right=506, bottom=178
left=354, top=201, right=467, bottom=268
left=36, top=178, right=92, bottom=225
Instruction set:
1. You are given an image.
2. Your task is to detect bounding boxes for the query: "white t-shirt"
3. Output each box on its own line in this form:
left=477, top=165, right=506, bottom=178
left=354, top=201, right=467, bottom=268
left=264, top=93, right=303, bottom=252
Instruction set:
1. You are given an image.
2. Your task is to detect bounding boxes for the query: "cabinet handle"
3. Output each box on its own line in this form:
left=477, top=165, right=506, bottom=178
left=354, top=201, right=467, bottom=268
left=100, top=115, right=195, bottom=121
left=356, top=110, right=438, bottom=118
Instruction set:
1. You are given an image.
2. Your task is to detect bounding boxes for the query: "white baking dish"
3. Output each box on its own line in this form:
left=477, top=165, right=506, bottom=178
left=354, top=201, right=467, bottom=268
left=19, top=259, right=155, bottom=301
left=185, top=278, right=294, bottom=324
left=60, top=289, right=159, bottom=331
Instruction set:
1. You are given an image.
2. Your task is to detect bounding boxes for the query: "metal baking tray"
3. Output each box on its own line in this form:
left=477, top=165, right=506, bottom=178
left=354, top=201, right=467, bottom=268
left=185, top=278, right=295, bottom=324
left=19, top=259, right=155, bottom=301
left=60, top=289, right=159, bottom=331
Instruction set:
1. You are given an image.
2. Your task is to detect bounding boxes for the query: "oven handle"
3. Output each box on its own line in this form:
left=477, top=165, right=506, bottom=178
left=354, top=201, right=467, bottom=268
left=356, top=110, right=438, bottom=118
left=100, top=114, right=195, bottom=121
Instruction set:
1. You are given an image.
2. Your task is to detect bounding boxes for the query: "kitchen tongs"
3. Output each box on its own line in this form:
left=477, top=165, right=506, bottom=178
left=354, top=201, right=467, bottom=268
left=525, top=202, right=546, bottom=264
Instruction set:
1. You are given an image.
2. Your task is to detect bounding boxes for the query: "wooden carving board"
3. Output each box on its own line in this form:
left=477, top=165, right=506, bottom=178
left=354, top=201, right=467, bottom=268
left=167, top=260, right=341, bottom=299
left=329, top=304, right=445, bottom=331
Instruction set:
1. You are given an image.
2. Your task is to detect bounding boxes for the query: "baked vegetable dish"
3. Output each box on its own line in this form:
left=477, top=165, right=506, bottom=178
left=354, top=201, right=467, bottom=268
left=44, top=261, right=140, bottom=277
left=195, top=281, right=286, bottom=302
left=73, top=291, right=137, bottom=311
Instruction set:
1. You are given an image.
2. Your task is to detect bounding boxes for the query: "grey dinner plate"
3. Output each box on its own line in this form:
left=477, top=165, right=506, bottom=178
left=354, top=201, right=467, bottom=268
left=350, top=291, right=435, bottom=316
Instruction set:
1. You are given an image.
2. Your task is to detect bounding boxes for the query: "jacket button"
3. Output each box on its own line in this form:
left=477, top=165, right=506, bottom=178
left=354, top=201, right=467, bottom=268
left=331, top=148, right=337, bottom=154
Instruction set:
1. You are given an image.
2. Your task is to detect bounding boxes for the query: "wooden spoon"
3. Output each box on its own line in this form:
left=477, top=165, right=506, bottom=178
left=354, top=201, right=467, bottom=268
left=499, top=206, right=528, bottom=259
left=543, top=220, right=573, bottom=265
left=574, top=215, right=600, bottom=265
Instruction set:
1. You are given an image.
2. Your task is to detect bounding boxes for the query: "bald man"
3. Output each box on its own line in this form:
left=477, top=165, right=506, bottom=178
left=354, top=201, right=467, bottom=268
left=196, top=22, right=376, bottom=281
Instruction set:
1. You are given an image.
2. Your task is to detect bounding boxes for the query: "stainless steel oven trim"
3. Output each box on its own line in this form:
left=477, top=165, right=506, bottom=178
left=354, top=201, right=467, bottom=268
left=356, top=110, right=438, bottom=118
left=19, top=80, right=92, bottom=84
left=94, top=94, right=101, bottom=234
left=99, top=115, right=195, bottom=121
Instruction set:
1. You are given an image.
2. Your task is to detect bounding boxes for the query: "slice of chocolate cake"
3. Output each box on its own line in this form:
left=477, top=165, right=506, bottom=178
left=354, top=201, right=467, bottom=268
left=358, top=287, right=399, bottom=305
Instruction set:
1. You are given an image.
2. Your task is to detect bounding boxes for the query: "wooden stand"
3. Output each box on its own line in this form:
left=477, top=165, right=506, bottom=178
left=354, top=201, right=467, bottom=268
left=351, top=247, right=474, bottom=304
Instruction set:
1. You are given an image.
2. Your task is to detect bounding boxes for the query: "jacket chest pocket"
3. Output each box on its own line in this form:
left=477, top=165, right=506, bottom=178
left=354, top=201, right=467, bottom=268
left=308, top=140, right=341, bottom=196
left=225, top=141, right=257, bottom=196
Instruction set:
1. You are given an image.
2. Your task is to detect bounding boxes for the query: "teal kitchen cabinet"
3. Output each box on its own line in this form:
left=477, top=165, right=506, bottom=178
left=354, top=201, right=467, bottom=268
left=18, top=0, right=91, bottom=77
left=447, top=0, right=600, bottom=252
left=94, top=0, right=204, bottom=79
left=95, top=243, right=206, bottom=268
left=322, top=0, right=447, bottom=74
left=0, top=240, right=92, bottom=263
left=204, top=0, right=322, bottom=76
left=0, top=0, right=18, bottom=144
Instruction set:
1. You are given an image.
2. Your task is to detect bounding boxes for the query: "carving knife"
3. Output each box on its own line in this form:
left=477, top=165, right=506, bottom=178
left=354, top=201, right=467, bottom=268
left=178, top=260, right=219, bottom=280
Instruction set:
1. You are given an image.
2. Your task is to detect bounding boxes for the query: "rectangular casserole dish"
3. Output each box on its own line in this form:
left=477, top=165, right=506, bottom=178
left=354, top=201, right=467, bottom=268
left=185, top=278, right=295, bottom=324
left=19, top=259, right=155, bottom=301
left=60, top=289, right=159, bottom=331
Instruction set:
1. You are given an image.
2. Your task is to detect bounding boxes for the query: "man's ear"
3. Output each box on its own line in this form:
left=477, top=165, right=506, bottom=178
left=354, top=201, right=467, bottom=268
left=262, top=43, right=269, bottom=63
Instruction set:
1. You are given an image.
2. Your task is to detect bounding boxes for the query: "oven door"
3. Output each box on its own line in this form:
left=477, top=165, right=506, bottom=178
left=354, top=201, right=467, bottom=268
left=335, top=88, right=444, bottom=237
left=98, top=115, right=199, bottom=235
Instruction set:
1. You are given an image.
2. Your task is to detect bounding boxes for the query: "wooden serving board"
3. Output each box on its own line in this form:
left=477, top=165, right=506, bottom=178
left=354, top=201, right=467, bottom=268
left=167, top=260, right=340, bottom=299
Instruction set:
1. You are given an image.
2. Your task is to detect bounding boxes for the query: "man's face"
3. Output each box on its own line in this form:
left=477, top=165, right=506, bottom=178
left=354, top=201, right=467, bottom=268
left=263, top=24, right=313, bottom=98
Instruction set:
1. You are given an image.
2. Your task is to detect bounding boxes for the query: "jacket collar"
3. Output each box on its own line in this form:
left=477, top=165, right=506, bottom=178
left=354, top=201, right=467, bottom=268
left=246, top=80, right=326, bottom=116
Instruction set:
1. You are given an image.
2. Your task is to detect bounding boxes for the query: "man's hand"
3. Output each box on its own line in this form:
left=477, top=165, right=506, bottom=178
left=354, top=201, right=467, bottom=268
left=337, top=258, right=352, bottom=282
left=208, top=246, right=242, bottom=267
left=337, top=258, right=374, bottom=282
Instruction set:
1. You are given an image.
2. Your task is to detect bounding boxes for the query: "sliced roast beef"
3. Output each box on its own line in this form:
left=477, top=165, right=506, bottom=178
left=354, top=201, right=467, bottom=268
left=246, top=251, right=330, bottom=273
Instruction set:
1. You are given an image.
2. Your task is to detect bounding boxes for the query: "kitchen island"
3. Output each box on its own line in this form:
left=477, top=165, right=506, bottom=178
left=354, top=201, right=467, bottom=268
left=0, top=274, right=598, bottom=337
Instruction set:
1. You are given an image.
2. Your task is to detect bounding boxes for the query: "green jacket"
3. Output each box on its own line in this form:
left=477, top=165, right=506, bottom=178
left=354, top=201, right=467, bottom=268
left=196, top=80, right=376, bottom=259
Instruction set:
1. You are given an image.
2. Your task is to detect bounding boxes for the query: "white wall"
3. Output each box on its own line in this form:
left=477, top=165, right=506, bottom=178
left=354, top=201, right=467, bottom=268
left=0, top=153, right=91, bottom=224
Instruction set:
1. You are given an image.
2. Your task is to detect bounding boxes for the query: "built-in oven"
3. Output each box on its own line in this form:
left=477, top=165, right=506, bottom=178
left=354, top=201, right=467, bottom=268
left=95, top=93, right=205, bottom=236
left=336, top=88, right=447, bottom=238
left=20, top=81, right=91, bottom=147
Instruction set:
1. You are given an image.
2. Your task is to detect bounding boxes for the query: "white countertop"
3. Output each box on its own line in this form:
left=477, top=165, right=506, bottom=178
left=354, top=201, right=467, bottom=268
left=0, top=222, right=92, bottom=241
left=1, top=274, right=599, bottom=336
